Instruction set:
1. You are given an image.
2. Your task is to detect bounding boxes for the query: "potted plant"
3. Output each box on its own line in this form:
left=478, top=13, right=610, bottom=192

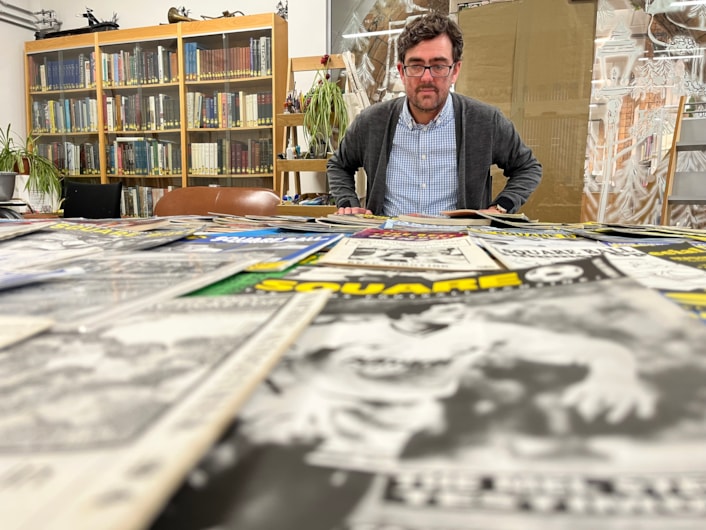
left=302, top=55, right=349, bottom=158
left=0, top=124, right=63, bottom=202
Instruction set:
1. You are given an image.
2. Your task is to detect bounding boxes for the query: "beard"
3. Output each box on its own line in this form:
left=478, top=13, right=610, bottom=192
left=409, top=84, right=447, bottom=115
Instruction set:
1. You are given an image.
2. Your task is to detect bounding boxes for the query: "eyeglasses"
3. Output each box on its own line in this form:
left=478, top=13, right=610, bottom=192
left=402, top=64, right=455, bottom=78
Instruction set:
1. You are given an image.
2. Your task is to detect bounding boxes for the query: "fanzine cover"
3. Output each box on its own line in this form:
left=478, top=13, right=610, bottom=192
left=629, top=241, right=706, bottom=271
left=481, top=237, right=706, bottom=292
left=152, top=255, right=706, bottom=530
left=0, top=267, right=84, bottom=291
left=318, top=234, right=500, bottom=272
left=0, top=291, right=331, bottom=530
left=481, top=238, right=643, bottom=269
left=320, top=213, right=391, bottom=227
left=397, top=212, right=491, bottom=226
left=467, top=225, right=583, bottom=240
left=574, top=223, right=706, bottom=244
left=0, top=219, right=57, bottom=241
left=0, top=220, right=198, bottom=253
left=156, top=229, right=345, bottom=272
left=0, top=251, right=265, bottom=333
left=351, top=227, right=469, bottom=240
left=382, top=218, right=489, bottom=232
left=0, top=314, right=54, bottom=349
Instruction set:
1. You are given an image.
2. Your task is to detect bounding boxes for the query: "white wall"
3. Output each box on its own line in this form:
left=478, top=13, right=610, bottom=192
left=0, top=0, right=42, bottom=137
left=0, top=0, right=328, bottom=135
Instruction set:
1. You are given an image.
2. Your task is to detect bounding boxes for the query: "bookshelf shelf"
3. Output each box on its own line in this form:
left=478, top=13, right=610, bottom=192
left=24, top=13, right=288, bottom=216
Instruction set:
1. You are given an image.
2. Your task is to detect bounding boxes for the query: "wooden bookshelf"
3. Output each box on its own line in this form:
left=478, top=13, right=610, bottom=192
left=24, top=14, right=288, bottom=215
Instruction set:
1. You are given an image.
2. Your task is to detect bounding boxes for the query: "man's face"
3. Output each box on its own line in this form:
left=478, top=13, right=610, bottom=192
left=397, top=34, right=461, bottom=124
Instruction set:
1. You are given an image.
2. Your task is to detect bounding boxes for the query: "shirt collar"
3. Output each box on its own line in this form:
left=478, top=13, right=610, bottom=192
left=400, top=95, right=454, bottom=130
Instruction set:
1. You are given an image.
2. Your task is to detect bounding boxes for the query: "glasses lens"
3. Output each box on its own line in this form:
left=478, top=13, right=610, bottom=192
left=431, top=65, right=450, bottom=76
left=404, top=65, right=452, bottom=77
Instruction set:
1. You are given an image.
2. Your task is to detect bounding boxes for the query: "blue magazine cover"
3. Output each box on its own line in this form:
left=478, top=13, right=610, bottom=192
left=158, top=228, right=344, bottom=272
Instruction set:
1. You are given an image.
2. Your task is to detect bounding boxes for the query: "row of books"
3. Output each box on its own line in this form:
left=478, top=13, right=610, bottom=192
left=30, top=90, right=272, bottom=134
left=30, top=97, right=99, bottom=134
left=107, top=138, right=182, bottom=176
left=183, top=37, right=272, bottom=81
left=36, top=141, right=100, bottom=175
left=101, top=45, right=179, bottom=87
left=120, top=184, right=171, bottom=217
left=28, top=38, right=273, bottom=92
left=188, top=138, right=273, bottom=175
left=104, top=93, right=181, bottom=132
left=28, top=52, right=96, bottom=92
left=186, top=90, right=273, bottom=129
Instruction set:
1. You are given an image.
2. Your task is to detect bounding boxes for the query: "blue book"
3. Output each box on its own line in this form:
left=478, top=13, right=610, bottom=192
left=158, top=228, right=344, bottom=271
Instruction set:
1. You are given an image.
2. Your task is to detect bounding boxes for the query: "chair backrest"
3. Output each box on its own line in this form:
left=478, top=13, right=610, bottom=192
left=62, top=181, right=123, bottom=219
left=153, top=186, right=281, bottom=217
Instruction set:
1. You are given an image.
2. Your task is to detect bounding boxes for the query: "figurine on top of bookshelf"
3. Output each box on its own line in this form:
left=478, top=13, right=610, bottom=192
left=203, top=10, right=245, bottom=19
left=37, top=6, right=117, bottom=39
left=167, top=7, right=197, bottom=23
left=80, top=7, right=118, bottom=27
left=167, top=6, right=244, bottom=23
left=276, top=0, right=288, bottom=20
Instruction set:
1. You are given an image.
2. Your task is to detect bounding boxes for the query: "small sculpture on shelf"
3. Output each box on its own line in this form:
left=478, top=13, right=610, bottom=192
left=283, top=89, right=303, bottom=114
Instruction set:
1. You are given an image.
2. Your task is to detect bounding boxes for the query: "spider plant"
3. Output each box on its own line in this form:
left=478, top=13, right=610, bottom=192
left=0, top=123, right=63, bottom=197
left=302, top=55, right=349, bottom=158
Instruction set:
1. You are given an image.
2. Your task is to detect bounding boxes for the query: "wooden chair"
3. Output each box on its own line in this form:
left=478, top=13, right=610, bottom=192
left=153, top=186, right=281, bottom=217
left=62, top=181, right=123, bottom=219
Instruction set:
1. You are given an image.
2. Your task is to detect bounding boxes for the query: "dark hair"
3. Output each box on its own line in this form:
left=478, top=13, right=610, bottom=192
left=397, top=12, right=464, bottom=64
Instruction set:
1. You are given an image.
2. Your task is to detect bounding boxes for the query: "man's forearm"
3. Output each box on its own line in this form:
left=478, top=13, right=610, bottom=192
left=327, top=156, right=361, bottom=208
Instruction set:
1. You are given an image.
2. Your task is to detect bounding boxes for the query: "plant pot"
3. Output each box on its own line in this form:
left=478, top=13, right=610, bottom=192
left=14, top=157, right=30, bottom=175
left=308, top=135, right=328, bottom=159
left=0, top=171, right=16, bottom=201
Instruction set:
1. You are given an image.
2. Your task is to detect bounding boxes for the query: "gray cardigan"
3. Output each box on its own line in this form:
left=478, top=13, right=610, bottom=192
left=327, top=93, right=542, bottom=214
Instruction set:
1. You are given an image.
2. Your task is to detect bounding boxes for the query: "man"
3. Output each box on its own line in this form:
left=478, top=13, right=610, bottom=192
left=328, top=13, right=542, bottom=216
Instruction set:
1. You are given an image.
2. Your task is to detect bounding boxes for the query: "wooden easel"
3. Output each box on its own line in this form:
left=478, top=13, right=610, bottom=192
left=661, top=95, right=706, bottom=225
left=274, top=52, right=368, bottom=197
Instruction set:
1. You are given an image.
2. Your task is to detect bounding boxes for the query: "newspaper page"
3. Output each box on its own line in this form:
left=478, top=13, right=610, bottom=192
left=0, top=291, right=330, bottom=530
left=151, top=256, right=706, bottom=530
left=318, top=235, right=501, bottom=271
left=0, top=251, right=268, bottom=333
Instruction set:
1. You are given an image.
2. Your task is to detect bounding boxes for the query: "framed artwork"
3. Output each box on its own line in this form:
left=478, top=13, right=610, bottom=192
left=329, top=0, right=448, bottom=103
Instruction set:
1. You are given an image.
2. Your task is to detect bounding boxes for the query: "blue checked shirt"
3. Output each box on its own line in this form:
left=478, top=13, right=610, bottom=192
left=383, top=96, right=457, bottom=217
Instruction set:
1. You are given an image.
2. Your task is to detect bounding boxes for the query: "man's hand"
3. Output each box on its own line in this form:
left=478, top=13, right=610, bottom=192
left=336, top=207, right=373, bottom=215
left=477, top=205, right=506, bottom=215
